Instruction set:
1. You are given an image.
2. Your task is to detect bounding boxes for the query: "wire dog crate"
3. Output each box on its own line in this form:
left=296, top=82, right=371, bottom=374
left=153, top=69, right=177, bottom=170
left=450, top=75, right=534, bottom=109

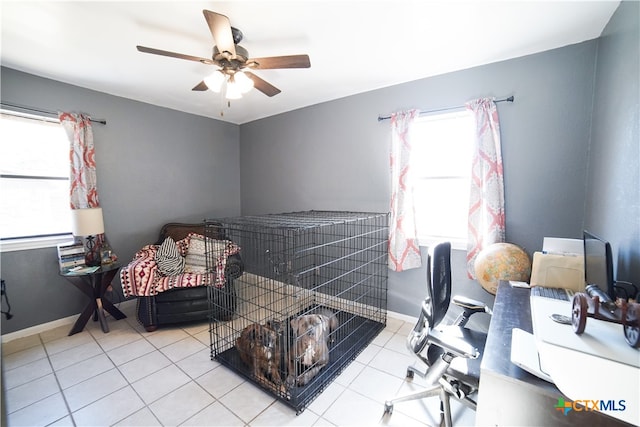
left=205, top=211, right=388, bottom=413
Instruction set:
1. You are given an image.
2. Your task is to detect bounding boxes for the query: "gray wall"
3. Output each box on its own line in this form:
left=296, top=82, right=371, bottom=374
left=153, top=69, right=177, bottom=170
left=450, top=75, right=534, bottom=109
left=240, top=40, right=600, bottom=319
left=585, top=0, right=639, bottom=290
left=1, top=68, right=241, bottom=334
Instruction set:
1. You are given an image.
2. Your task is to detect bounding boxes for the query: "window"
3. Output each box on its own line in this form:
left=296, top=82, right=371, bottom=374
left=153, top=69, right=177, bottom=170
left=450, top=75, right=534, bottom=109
left=410, top=110, right=475, bottom=249
left=0, top=111, right=72, bottom=251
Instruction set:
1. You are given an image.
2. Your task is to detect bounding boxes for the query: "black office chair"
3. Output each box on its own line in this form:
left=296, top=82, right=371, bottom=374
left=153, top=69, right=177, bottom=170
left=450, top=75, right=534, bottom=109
left=384, top=242, right=492, bottom=427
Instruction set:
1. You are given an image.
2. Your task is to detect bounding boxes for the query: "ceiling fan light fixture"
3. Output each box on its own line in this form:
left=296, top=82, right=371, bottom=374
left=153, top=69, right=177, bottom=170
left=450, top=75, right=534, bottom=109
left=204, top=70, right=225, bottom=92
left=235, top=71, right=254, bottom=94
left=225, top=78, right=242, bottom=100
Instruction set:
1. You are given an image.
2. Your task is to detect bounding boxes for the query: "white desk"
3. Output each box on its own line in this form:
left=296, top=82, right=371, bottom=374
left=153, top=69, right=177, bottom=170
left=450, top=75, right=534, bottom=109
left=531, top=296, right=639, bottom=425
left=476, top=281, right=635, bottom=426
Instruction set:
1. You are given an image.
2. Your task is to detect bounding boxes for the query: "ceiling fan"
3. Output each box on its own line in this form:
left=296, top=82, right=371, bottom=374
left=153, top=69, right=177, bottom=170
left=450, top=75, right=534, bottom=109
left=137, top=10, right=311, bottom=99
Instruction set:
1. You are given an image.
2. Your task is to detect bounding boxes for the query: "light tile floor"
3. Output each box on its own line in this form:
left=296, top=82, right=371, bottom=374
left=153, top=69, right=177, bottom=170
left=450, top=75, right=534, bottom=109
left=2, top=301, right=475, bottom=426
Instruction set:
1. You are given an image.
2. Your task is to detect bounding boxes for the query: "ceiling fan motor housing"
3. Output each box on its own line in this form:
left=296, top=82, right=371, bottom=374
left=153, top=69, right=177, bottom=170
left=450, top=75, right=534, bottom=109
left=213, top=45, right=249, bottom=72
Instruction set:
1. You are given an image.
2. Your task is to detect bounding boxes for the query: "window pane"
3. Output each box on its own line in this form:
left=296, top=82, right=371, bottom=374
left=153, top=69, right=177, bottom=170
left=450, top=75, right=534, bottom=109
left=414, top=178, right=470, bottom=240
left=0, top=178, right=72, bottom=239
left=409, top=110, right=474, bottom=244
left=0, top=113, right=68, bottom=177
left=411, top=112, right=474, bottom=178
left=0, top=112, right=71, bottom=241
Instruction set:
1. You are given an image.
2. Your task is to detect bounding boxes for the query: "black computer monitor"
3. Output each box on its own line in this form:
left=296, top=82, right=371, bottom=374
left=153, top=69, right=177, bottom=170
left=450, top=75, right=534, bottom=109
left=583, top=230, right=615, bottom=299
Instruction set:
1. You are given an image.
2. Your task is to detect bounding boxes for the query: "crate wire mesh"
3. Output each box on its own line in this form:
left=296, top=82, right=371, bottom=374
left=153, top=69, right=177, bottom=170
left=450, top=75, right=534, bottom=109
left=205, top=211, right=388, bottom=413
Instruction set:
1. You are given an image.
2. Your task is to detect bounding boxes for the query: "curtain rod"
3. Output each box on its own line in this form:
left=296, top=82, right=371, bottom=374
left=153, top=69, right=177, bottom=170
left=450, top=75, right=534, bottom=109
left=0, top=102, right=107, bottom=125
left=377, top=95, right=515, bottom=122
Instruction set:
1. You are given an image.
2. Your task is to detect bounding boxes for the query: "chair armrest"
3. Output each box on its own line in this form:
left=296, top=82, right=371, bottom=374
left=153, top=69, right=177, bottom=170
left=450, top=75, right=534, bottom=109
left=453, top=295, right=493, bottom=316
left=224, top=253, right=244, bottom=280
left=428, top=328, right=480, bottom=359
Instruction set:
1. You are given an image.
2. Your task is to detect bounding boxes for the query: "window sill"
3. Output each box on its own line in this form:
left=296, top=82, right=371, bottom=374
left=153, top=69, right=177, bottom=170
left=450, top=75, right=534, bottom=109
left=418, top=237, right=467, bottom=251
left=1, top=234, right=75, bottom=252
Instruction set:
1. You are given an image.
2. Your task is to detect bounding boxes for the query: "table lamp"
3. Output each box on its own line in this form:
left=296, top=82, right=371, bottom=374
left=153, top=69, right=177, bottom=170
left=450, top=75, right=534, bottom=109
left=71, top=207, right=105, bottom=267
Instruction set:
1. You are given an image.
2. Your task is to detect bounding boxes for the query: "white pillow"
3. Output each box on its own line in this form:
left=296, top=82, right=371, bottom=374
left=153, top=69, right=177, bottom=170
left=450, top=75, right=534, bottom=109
left=183, top=235, right=207, bottom=273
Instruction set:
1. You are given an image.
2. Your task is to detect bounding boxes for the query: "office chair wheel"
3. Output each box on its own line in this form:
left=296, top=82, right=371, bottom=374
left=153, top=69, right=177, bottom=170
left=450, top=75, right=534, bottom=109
left=571, top=293, right=588, bottom=334
left=384, top=402, right=393, bottom=415
left=406, top=368, right=415, bottom=379
left=623, top=305, right=640, bottom=348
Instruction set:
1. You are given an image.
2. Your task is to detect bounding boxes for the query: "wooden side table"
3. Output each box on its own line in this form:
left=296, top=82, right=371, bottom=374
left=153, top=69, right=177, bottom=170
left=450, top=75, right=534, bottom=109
left=60, top=262, right=127, bottom=335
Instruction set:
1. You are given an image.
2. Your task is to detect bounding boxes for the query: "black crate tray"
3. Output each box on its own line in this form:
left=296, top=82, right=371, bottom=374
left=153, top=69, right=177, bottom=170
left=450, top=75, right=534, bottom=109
left=214, top=307, right=385, bottom=414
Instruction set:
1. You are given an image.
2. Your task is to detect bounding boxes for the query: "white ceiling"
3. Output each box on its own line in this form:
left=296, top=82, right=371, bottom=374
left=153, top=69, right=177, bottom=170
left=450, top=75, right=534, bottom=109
left=1, top=1, right=619, bottom=125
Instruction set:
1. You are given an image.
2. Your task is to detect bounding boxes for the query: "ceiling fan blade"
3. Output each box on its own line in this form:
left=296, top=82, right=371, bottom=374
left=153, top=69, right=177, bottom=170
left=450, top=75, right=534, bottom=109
left=244, top=72, right=281, bottom=97
left=202, top=10, right=236, bottom=58
left=192, top=81, right=208, bottom=91
left=137, top=45, right=215, bottom=65
left=248, top=55, right=311, bottom=70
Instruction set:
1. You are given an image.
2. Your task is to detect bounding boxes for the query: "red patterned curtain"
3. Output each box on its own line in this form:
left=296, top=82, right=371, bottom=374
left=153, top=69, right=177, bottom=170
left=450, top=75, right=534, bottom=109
left=465, top=98, right=505, bottom=278
left=58, top=112, right=100, bottom=209
left=388, top=109, right=422, bottom=272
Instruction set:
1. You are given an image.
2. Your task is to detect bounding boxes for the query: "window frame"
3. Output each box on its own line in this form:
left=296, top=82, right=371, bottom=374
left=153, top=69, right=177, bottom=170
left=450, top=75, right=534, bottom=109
left=0, top=110, right=73, bottom=252
left=409, top=109, right=475, bottom=250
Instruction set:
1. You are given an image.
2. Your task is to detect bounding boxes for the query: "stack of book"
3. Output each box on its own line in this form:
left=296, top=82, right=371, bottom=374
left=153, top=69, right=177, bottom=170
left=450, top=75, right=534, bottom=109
left=57, top=241, right=86, bottom=271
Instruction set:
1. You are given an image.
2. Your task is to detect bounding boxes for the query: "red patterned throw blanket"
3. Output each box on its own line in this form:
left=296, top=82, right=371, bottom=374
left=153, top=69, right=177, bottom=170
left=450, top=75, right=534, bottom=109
left=120, top=233, right=240, bottom=297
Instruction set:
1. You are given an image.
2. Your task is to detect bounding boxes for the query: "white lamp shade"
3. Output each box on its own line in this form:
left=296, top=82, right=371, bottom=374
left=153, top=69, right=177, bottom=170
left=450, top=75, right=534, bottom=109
left=204, top=71, right=225, bottom=93
left=235, top=71, right=254, bottom=94
left=71, top=208, right=105, bottom=236
left=225, top=79, right=242, bottom=100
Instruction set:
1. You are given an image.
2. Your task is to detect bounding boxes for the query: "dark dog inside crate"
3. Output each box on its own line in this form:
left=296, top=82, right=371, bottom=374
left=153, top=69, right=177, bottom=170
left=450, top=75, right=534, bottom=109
left=234, top=308, right=338, bottom=389
left=285, top=308, right=339, bottom=387
left=220, top=305, right=384, bottom=413
left=236, top=321, right=286, bottom=394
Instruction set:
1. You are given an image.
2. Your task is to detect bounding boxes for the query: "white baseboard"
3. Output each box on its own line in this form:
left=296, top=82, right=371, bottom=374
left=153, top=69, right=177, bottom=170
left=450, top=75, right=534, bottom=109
left=386, top=309, right=418, bottom=323
left=1, top=300, right=136, bottom=344
left=2, top=301, right=411, bottom=344
left=2, top=315, right=77, bottom=343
